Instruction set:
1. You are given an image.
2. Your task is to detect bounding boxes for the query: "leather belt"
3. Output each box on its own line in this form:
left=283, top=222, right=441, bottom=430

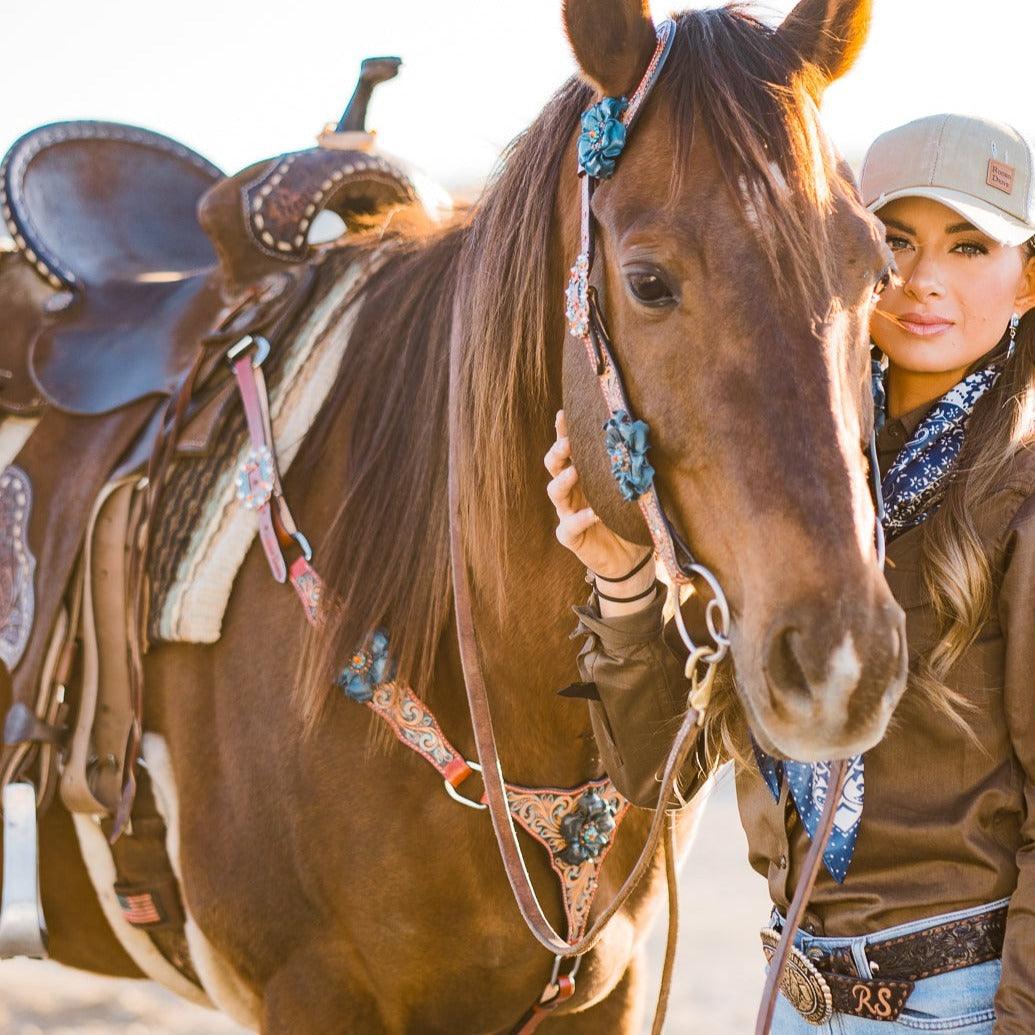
left=761, top=904, right=1008, bottom=1024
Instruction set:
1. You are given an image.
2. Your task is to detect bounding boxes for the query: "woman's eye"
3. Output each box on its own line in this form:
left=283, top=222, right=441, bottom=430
left=953, top=241, right=988, bottom=257
left=885, top=235, right=911, bottom=252
left=626, top=270, right=675, bottom=306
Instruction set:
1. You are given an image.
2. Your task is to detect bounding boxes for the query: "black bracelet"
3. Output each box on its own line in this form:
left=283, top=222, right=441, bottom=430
left=592, top=550, right=653, bottom=584
left=595, top=581, right=658, bottom=605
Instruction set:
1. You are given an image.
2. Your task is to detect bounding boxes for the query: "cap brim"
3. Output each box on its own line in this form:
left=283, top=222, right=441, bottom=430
left=867, top=186, right=1035, bottom=247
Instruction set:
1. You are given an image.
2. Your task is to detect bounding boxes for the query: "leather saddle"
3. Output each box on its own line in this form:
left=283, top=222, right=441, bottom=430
left=0, top=56, right=434, bottom=963
left=0, top=54, right=420, bottom=418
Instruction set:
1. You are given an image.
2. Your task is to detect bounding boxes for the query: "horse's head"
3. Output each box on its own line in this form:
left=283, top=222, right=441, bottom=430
left=561, top=0, right=907, bottom=761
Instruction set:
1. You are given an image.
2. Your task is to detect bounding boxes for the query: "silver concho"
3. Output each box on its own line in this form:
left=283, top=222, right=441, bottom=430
left=0, top=466, right=36, bottom=671
left=564, top=252, right=590, bottom=339
left=235, top=446, right=275, bottom=511
left=760, top=927, right=834, bottom=1025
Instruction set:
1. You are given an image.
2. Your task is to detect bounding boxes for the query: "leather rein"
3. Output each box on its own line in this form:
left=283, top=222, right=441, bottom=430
left=447, top=19, right=857, bottom=1034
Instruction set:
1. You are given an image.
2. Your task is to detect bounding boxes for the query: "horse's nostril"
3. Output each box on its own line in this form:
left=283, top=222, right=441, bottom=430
left=765, top=627, right=813, bottom=710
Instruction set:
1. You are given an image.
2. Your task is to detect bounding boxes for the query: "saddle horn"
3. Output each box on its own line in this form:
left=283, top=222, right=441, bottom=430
left=336, top=56, right=402, bottom=134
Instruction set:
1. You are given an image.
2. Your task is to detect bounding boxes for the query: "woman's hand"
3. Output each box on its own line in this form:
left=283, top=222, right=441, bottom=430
left=545, top=410, right=651, bottom=583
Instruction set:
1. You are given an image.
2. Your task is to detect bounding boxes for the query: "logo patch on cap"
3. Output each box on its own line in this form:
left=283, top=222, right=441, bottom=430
left=987, top=159, right=1016, bottom=195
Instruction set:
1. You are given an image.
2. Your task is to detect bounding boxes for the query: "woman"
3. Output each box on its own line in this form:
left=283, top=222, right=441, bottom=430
left=546, top=114, right=1035, bottom=1033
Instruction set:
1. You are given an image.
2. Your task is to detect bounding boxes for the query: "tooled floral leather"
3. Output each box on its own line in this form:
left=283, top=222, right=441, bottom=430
left=861, top=907, right=1006, bottom=981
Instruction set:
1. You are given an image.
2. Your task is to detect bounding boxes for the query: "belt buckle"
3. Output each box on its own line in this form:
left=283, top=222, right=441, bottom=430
left=761, top=927, right=834, bottom=1025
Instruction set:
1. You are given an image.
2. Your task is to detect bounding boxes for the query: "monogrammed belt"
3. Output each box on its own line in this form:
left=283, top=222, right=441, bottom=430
left=760, top=904, right=1007, bottom=1024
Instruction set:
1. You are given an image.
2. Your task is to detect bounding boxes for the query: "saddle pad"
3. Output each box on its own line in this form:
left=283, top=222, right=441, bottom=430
left=149, top=252, right=375, bottom=643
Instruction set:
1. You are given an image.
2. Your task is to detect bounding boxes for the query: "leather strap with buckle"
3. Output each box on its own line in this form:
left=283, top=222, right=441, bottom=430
left=761, top=903, right=1008, bottom=1023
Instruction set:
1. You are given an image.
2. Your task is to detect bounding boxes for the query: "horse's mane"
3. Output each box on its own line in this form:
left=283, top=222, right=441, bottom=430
left=296, top=5, right=839, bottom=726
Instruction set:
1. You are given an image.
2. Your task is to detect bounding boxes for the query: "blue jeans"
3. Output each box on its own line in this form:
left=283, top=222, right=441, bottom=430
left=768, top=898, right=1009, bottom=1033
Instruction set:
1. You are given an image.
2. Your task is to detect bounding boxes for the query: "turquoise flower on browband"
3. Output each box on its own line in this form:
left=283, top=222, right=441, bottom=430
left=578, top=97, right=629, bottom=179
left=337, top=628, right=394, bottom=703
left=603, top=410, right=654, bottom=501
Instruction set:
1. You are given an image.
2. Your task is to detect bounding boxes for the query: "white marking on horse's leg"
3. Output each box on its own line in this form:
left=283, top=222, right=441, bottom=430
left=143, top=733, right=262, bottom=1031
left=70, top=812, right=212, bottom=1007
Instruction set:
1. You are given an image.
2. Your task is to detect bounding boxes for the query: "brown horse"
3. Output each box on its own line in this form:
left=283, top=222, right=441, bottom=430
left=7, top=0, right=906, bottom=1030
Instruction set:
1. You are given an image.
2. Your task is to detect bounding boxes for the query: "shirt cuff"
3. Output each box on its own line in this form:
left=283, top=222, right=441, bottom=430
left=571, top=582, right=666, bottom=653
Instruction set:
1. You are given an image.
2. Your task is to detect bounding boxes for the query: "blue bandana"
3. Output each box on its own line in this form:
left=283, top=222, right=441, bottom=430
left=874, top=358, right=1003, bottom=540
left=754, top=354, right=1003, bottom=883
left=753, top=749, right=866, bottom=884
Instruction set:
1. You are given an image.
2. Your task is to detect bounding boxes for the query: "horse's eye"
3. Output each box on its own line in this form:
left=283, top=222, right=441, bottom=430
left=627, top=270, right=675, bottom=306
left=871, top=265, right=894, bottom=302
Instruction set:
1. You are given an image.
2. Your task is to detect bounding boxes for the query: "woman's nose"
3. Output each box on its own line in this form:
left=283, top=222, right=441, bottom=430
left=902, top=252, right=944, bottom=302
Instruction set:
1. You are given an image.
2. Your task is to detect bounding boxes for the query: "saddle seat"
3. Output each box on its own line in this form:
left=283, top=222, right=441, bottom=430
left=1, top=117, right=426, bottom=417
left=0, top=121, right=227, bottom=416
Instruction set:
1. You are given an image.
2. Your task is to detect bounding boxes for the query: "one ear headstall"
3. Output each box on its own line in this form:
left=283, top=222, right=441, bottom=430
left=564, top=18, right=730, bottom=663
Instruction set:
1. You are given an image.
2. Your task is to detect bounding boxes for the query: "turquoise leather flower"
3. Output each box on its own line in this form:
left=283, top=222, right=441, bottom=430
left=603, top=410, right=655, bottom=501
left=338, top=628, right=394, bottom=703
left=558, top=791, right=616, bottom=866
left=578, top=97, right=629, bottom=179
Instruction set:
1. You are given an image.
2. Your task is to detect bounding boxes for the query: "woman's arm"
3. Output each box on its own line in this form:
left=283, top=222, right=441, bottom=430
left=994, top=491, right=1035, bottom=1033
left=573, top=581, right=710, bottom=808
left=545, top=411, right=708, bottom=808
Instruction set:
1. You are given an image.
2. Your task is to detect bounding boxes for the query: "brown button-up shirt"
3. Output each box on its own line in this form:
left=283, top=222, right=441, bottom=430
left=573, top=410, right=1035, bottom=1031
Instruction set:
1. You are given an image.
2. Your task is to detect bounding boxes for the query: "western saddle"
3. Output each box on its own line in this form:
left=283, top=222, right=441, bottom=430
left=0, top=56, right=432, bottom=964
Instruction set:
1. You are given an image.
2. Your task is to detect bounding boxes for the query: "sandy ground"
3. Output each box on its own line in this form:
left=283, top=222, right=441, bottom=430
left=0, top=769, right=768, bottom=1034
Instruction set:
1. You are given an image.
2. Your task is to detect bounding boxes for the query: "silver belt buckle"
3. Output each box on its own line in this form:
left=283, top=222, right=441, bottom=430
left=761, top=926, right=833, bottom=1025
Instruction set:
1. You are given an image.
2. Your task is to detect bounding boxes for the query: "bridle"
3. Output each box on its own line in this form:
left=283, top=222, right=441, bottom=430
left=447, top=17, right=881, bottom=1035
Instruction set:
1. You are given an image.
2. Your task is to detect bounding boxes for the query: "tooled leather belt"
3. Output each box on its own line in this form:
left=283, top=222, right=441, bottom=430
left=760, top=904, right=1007, bottom=1024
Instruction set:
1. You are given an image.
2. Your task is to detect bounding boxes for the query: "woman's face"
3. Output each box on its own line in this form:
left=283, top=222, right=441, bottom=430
left=870, top=196, right=1035, bottom=374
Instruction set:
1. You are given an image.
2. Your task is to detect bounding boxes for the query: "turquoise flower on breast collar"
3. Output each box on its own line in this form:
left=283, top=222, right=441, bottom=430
left=603, top=410, right=655, bottom=502
left=578, top=97, right=629, bottom=179
left=558, top=790, right=616, bottom=866
left=337, top=628, right=394, bottom=703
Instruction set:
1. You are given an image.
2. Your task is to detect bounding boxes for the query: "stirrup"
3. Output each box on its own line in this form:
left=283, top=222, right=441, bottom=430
left=0, top=781, right=48, bottom=958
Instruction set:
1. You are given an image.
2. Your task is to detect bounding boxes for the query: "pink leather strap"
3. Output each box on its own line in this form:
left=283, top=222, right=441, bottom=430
left=231, top=352, right=287, bottom=583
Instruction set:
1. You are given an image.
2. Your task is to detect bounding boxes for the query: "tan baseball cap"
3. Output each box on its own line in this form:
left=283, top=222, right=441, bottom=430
left=861, top=113, right=1035, bottom=246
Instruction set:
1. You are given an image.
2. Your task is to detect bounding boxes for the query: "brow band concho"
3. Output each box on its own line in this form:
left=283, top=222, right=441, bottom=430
left=566, top=19, right=731, bottom=664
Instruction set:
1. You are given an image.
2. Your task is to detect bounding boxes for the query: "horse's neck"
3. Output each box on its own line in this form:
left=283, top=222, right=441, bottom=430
left=440, top=184, right=597, bottom=785
left=442, top=460, right=599, bottom=789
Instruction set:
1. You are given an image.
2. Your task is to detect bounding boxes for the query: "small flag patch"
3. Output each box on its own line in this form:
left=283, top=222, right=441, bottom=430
left=116, top=890, right=164, bottom=927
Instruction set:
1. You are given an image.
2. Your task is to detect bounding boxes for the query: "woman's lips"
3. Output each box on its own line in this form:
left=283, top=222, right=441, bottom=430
left=896, top=312, right=955, bottom=338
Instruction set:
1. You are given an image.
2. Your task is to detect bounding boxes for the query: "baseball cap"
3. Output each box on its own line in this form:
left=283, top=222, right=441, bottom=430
left=860, top=114, right=1035, bottom=247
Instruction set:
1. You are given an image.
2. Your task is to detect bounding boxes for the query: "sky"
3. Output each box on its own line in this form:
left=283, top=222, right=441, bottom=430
left=2, top=1, right=1033, bottom=190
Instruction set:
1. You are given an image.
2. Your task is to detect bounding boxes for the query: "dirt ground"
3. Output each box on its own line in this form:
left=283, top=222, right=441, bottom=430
left=0, top=769, right=768, bottom=1034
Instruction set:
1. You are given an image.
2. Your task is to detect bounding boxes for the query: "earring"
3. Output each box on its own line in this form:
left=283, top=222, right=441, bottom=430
left=1009, top=312, right=1021, bottom=357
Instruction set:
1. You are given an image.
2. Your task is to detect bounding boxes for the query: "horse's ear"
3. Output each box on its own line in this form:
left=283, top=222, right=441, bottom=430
left=562, top=0, right=657, bottom=98
left=778, top=0, right=872, bottom=94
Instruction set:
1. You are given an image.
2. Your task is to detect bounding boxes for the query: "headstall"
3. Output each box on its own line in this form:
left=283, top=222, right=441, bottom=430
left=564, top=21, right=732, bottom=679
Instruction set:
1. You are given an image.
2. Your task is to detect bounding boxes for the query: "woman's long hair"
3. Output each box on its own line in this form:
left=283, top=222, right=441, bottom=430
left=701, top=240, right=1035, bottom=770
left=913, top=240, right=1035, bottom=729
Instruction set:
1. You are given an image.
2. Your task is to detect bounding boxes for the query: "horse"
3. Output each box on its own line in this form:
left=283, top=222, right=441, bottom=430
left=2, top=0, right=906, bottom=1030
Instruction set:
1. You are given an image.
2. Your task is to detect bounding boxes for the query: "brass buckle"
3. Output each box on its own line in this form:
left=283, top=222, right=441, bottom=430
left=761, top=927, right=834, bottom=1025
